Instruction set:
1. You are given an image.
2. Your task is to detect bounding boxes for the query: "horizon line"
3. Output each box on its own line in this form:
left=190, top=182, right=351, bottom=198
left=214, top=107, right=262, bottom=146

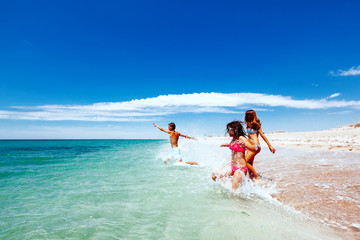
left=0, top=138, right=168, bottom=141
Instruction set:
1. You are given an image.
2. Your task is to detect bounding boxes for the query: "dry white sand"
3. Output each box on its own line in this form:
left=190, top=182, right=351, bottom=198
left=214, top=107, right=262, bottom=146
left=263, top=123, right=360, bottom=152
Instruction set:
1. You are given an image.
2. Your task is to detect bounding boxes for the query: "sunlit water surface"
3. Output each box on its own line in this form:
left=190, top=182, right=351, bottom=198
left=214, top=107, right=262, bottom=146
left=0, top=139, right=347, bottom=239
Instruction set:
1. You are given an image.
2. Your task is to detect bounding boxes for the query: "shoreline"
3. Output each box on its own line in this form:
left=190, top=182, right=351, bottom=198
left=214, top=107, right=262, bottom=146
left=204, top=124, right=360, bottom=239
left=259, top=124, right=360, bottom=239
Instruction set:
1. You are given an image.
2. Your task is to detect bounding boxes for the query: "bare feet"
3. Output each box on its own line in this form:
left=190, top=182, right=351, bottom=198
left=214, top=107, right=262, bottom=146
left=253, top=177, right=262, bottom=185
left=179, top=159, right=198, bottom=165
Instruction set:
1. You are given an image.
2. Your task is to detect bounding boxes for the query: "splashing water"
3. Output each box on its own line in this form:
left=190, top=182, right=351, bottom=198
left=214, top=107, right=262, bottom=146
left=0, top=139, right=347, bottom=239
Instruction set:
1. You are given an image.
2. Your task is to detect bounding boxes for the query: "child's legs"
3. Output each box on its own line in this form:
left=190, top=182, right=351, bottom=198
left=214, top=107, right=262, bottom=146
left=231, top=170, right=245, bottom=190
left=165, top=148, right=182, bottom=164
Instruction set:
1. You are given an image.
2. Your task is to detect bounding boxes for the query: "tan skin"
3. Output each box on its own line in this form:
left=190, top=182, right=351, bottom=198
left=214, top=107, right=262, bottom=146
left=153, top=123, right=198, bottom=165
left=246, top=126, right=276, bottom=181
left=212, top=129, right=256, bottom=190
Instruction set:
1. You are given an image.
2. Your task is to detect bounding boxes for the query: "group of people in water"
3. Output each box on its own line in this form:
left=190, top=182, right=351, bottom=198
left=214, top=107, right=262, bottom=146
left=153, top=110, right=276, bottom=190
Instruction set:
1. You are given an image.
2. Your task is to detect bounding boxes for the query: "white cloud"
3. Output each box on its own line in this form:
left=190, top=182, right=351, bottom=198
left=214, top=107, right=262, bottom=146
left=1, top=92, right=360, bottom=122
left=327, top=110, right=352, bottom=115
left=331, top=65, right=360, bottom=76
left=328, top=93, right=341, bottom=99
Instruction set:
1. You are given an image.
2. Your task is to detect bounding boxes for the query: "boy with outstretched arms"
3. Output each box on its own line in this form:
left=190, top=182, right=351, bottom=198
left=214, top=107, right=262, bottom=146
left=153, top=122, right=198, bottom=165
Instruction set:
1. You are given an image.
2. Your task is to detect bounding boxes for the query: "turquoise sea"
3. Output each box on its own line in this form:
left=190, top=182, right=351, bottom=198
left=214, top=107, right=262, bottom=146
left=0, top=139, right=343, bottom=239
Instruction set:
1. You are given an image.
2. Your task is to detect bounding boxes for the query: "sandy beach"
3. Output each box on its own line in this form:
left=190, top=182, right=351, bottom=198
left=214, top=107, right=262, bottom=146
left=265, top=123, right=360, bottom=152
left=204, top=123, right=360, bottom=239
left=258, top=123, right=360, bottom=239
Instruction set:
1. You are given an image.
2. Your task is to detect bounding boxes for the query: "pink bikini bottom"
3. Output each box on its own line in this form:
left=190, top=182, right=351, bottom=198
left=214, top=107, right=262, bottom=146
left=231, top=164, right=248, bottom=174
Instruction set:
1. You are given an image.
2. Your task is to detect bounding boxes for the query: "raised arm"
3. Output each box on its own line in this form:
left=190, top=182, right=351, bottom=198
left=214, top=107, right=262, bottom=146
left=258, top=128, right=276, bottom=153
left=179, top=132, right=197, bottom=140
left=153, top=123, right=170, bottom=134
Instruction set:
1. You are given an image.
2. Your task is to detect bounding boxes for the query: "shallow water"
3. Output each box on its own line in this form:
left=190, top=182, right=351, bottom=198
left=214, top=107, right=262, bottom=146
left=0, top=139, right=348, bottom=239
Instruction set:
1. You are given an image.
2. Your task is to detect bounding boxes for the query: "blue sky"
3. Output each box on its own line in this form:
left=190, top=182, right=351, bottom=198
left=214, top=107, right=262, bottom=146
left=1, top=0, right=360, bottom=139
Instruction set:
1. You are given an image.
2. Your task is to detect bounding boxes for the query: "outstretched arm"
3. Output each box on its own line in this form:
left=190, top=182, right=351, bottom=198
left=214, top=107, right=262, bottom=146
left=258, top=128, right=276, bottom=153
left=153, top=123, right=170, bottom=134
left=179, top=132, right=197, bottom=140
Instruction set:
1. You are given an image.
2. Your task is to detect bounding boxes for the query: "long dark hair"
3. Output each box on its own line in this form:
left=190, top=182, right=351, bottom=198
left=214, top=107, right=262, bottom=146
left=245, top=110, right=261, bottom=130
left=226, top=121, right=246, bottom=140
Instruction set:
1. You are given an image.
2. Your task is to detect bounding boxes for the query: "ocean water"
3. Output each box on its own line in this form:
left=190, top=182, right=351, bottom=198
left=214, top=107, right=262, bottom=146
left=0, top=139, right=345, bottom=239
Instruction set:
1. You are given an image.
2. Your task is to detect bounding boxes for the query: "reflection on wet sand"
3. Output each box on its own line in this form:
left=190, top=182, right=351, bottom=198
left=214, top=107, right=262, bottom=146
left=257, top=148, right=360, bottom=240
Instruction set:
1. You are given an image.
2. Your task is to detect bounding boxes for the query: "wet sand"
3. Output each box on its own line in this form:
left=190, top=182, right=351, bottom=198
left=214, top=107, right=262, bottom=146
left=257, top=124, right=360, bottom=239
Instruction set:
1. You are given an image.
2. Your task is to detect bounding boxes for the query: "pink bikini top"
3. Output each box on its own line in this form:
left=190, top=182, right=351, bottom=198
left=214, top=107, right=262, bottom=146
left=229, top=141, right=246, bottom=153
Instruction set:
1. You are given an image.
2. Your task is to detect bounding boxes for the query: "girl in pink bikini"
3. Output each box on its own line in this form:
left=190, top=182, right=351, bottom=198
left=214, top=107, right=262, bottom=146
left=212, top=121, right=257, bottom=190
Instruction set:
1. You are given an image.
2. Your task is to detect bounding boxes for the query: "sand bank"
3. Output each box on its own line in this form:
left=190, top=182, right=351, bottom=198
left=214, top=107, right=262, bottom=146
left=264, top=123, right=360, bottom=152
